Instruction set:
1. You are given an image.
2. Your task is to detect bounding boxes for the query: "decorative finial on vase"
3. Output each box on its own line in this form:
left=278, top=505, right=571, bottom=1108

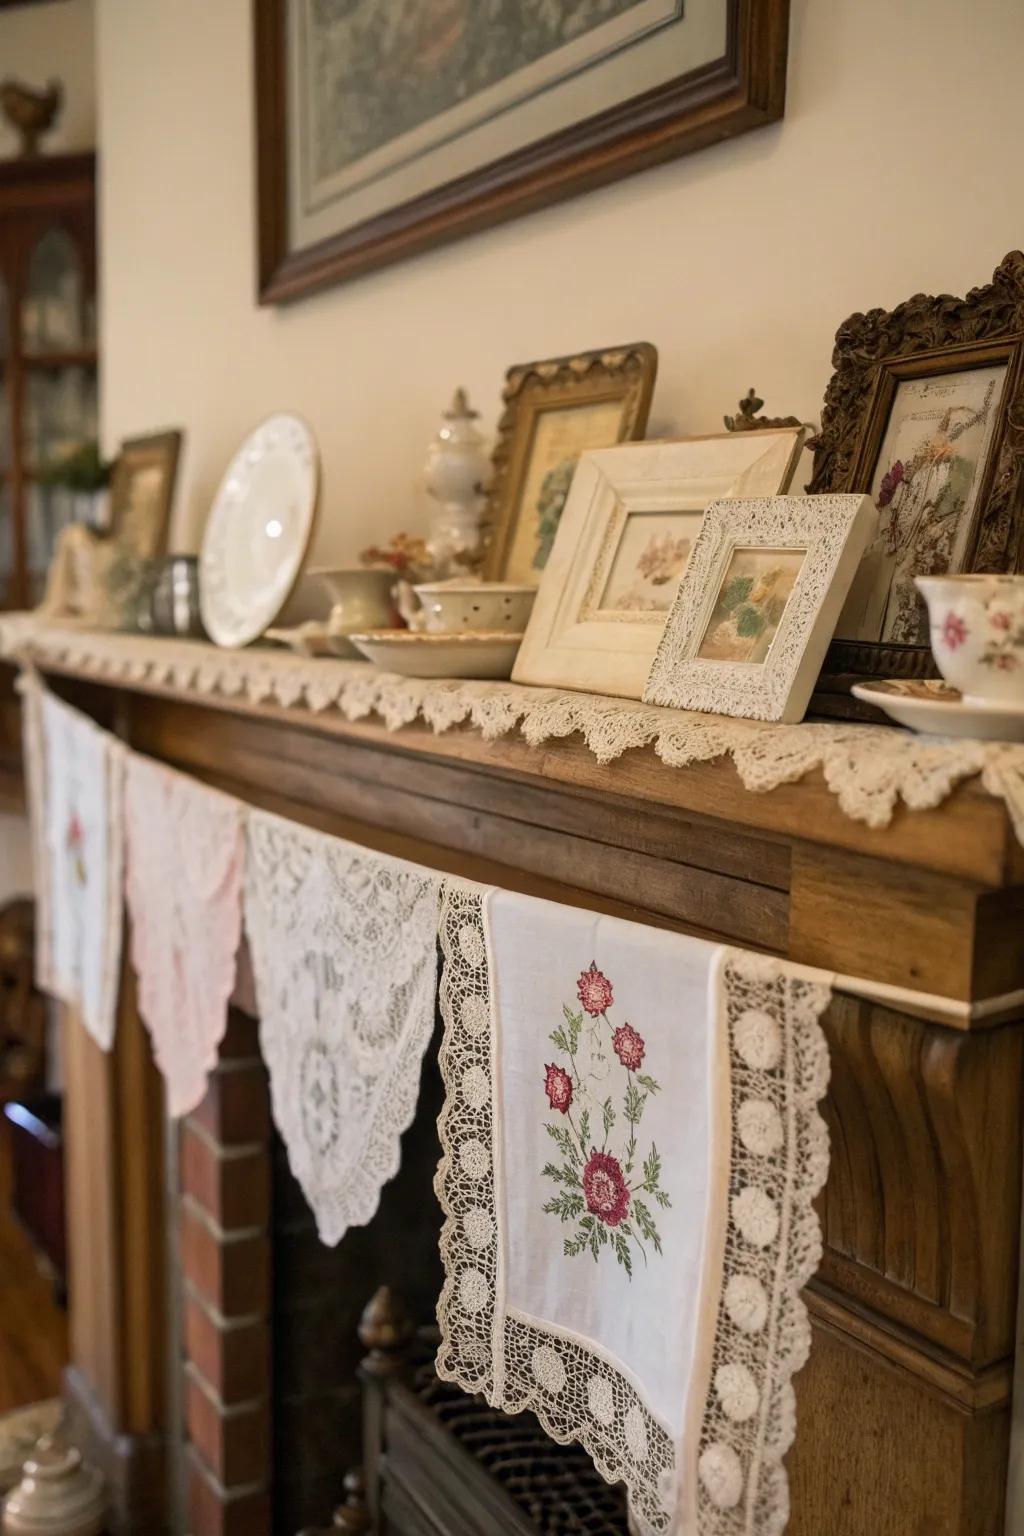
left=424, top=388, right=490, bottom=576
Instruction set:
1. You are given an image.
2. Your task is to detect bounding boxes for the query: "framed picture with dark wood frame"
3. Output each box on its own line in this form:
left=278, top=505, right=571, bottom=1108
left=108, top=429, right=183, bottom=560
left=808, top=250, right=1024, bottom=689
left=253, top=0, right=790, bottom=304
left=481, top=342, right=657, bottom=585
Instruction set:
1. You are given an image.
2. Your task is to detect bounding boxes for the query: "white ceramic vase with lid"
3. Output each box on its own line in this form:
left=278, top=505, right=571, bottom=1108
left=422, top=388, right=490, bottom=576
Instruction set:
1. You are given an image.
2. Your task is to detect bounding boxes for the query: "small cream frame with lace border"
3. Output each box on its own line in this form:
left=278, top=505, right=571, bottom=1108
left=644, top=494, right=877, bottom=722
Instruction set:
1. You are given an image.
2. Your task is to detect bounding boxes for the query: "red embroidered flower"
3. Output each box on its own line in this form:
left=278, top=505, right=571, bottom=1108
left=990, top=610, right=1013, bottom=631
left=994, top=652, right=1019, bottom=671
left=577, top=962, right=613, bottom=1016
left=876, top=460, right=904, bottom=509
left=66, top=811, right=83, bottom=850
left=582, top=1150, right=630, bottom=1227
left=612, top=1023, right=646, bottom=1072
left=942, top=611, right=968, bottom=650
left=544, top=1062, right=573, bottom=1114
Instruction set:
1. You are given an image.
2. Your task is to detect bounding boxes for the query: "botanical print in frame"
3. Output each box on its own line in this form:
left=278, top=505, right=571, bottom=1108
left=255, top=0, right=791, bottom=301
left=644, top=494, right=877, bottom=723
left=108, top=430, right=183, bottom=561
left=808, top=251, right=1024, bottom=682
left=837, top=364, right=1007, bottom=647
left=483, top=343, right=657, bottom=586
left=513, top=429, right=807, bottom=700
left=697, top=546, right=806, bottom=664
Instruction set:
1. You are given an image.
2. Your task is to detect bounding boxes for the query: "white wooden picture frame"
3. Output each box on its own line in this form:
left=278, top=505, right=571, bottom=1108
left=511, top=430, right=806, bottom=699
left=644, top=494, right=878, bottom=722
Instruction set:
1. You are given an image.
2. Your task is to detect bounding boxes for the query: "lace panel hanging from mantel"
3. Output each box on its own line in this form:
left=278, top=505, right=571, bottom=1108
left=22, top=674, right=125, bottom=1051
left=435, top=882, right=831, bottom=1536
left=124, top=752, right=245, bottom=1117
left=244, top=808, right=441, bottom=1245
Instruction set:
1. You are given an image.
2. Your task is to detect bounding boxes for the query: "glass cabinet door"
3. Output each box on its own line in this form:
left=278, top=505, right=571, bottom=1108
left=21, top=226, right=89, bottom=355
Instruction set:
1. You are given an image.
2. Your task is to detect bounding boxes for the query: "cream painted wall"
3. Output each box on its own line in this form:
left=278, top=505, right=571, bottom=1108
left=0, top=0, right=95, bottom=157
left=96, top=0, right=1024, bottom=566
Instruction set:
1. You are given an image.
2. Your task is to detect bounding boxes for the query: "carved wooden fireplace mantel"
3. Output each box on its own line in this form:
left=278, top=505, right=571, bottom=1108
left=1, top=655, right=1021, bottom=1536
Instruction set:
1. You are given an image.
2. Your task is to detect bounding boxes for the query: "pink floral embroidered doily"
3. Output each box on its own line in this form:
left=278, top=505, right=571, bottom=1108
left=124, top=753, right=244, bottom=1116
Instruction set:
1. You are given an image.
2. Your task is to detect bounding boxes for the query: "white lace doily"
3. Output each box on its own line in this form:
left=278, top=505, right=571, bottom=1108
left=22, top=672, right=125, bottom=1051
left=124, top=752, right=245, bottom=1117
left=244, top=807, right=441, bottom=1246
left=3, top=615, right=1024, bottom=841
left=434, top=882, right=831, bottom=1536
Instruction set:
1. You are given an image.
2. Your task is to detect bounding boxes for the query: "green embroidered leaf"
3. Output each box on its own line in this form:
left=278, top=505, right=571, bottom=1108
left=578, top=1108, right=591, bottom=1153
left=543, top=1191, right=585, bottom=1222
left=612, top=1229, right=633, bottom=1277
left=643, top=1143, right=663, bottom=1190
left=563, top=1004, right=583, bottom=1052
left=653, top=1188, right=672, bottom=1209
left=636, top=1074, right=661, bottom=1095
left=541, top=1161, right=580, bottom=1188
left=546, top=1123, right=581, bottom=1164
left=624, top=1081, right=646, bottom=1126
left=549, top=1026, right=570, bottom=1054
left=632, top=1199, right=663, bottom=1254
left=602, top=1097, right=616, bottom=1136
left=564, top=1230, right=588, bottom=1257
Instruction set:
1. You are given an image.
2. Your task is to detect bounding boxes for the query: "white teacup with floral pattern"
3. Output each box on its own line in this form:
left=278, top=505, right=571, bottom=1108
left=916, top=574, right=1024, bottom=705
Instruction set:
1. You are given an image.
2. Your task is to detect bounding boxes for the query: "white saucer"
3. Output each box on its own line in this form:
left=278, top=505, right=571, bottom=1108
left=264, top=621, right=360, bottom=659
left=852, top=678, right=1024, bottom=741
left=348, top=629, right=523, bottom=679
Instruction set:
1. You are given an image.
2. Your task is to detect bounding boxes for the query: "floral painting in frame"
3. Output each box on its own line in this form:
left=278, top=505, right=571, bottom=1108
left=483, top=343, right=657, bottom=586
left=513, top=429, right=807, bottom=700
left=808, top=251, right=1024, bottom=683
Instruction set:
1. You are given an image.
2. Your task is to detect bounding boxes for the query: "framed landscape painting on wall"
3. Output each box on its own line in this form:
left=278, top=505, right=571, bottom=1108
left=254, top=0, right=791, bottom=301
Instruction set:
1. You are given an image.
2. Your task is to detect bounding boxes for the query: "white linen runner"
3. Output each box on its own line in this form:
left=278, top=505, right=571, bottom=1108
left=124, top=753, right=245, bottom=1117
left=435, top=883, right=831, bottom=1536
left=244, top=808, right=441, bottom=1245
left=23, top=676, right=125, bottom=1051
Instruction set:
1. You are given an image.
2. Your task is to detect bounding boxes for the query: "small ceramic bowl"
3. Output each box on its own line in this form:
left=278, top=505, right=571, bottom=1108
left=916, top=574, right=1024, bottom=704
left=413, top=580, right=536, bottom=635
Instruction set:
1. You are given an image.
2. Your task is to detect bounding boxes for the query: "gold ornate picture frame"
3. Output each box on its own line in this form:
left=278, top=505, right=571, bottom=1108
left=108, top=429, right=183, bottom=560
left=482, top=342, right=657, bottom=585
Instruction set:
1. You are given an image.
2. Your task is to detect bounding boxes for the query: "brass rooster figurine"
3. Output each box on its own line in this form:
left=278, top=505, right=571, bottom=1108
left=0, top=77, right=63, bottom=157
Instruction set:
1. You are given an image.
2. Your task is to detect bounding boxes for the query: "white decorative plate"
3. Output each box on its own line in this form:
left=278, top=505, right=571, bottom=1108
left=852, top=678, right=1024, bottom=741
left=348, top=629, right=523, bottom=679
left=200, top=413, right=319, bottom=648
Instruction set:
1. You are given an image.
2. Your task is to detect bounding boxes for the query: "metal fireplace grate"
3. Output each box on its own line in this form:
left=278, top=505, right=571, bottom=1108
left=412, top=1361, right=629, bottom=1534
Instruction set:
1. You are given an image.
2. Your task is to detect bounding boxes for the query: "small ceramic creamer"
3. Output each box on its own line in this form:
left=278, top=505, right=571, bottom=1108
left=412, top=579, right=535, bottom=635
left=916, top=573, right=1024, bottom=704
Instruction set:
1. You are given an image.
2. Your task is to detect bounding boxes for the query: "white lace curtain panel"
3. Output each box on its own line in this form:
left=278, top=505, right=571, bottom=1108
left=3, top=616, right=1024, bottom=841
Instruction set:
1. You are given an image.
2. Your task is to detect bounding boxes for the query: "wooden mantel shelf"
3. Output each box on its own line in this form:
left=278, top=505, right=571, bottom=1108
left=1, top=648, right=1021, bottom=1535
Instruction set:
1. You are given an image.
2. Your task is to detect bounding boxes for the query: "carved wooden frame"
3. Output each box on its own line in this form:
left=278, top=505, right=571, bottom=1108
left=253, top=0, right=790, bottom=303
left=481, top=342, right=657, bottom=582
left=808, top=250, right=1024, bottom=683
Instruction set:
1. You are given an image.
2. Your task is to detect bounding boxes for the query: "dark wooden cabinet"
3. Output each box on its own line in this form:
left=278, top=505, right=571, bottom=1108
left=0, top=152, right=98, bottom=609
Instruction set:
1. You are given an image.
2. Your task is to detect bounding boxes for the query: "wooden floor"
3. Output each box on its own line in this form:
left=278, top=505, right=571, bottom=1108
left=0, top=1118, right=66, bottom=1414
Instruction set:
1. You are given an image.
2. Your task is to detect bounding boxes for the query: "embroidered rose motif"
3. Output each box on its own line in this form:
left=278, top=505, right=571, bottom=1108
left=942, top=611, right=968, bottom=649
left=612, top=1023, right=645, bottom=1072
left=990, top=610, right=1013, bottom=631
left=544, top=1062, right=573, bottom=1114
left=66, top=810, right=86, bottom=886
left=577, top=961, right=613, bottom=1016
left=541, top=964, right=670, bottom=1278
left=993, top=652, right=1019, bottom=671
left=582, top=1150, right=630, bottom=1226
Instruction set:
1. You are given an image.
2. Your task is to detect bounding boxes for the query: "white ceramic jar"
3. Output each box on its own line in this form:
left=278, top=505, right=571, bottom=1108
left=916, top=573, right=1024, bottom=704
